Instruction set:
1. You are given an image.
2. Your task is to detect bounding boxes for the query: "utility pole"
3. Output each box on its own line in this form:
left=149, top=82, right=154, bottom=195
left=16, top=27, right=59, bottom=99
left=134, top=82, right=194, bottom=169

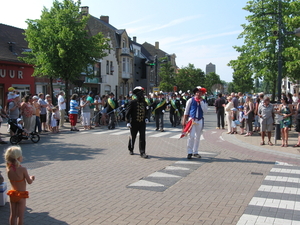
left=277, top=0, right=283, bottom=102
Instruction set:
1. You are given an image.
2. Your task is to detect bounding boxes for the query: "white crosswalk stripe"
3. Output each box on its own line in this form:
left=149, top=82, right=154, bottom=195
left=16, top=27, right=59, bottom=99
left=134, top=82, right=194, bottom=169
left=264, top=175, right=300, bottom=183
left=82, top=127, right=206, bottom=140
left=237, top=161, right=300, bottom=225
left=110, top=130, right=131, bottom=135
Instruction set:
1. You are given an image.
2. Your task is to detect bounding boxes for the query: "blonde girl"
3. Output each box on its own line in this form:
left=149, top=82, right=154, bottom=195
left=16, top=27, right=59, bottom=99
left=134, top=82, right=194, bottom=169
left=4, top=146, right=35, bottom=225
left=51, top=107, right=58, bottom=133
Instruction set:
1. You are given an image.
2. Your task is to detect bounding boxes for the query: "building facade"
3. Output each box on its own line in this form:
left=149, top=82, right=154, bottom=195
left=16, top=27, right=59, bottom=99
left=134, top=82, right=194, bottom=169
left=206, top=62, right=216, bottom=74
left=0, top=24, right=35, bottom=107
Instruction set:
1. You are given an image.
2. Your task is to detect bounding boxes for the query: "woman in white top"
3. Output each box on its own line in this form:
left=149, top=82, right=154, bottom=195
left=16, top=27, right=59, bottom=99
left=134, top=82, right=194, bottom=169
left=225, top=96, right=234, bottom=134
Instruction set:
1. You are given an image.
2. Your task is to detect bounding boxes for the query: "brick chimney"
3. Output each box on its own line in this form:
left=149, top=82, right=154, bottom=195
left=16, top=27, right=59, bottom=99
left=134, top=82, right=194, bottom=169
left=100, top=16, right=109, bottom=24
left=81, top=6, right=89, bottom=15
left=155, top=41, right=159, bottom=50
left=133, top=36, right=137, bottom=42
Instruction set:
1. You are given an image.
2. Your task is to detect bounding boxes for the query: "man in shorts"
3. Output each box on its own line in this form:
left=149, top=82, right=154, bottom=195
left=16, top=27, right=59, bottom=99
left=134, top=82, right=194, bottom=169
left=257, top=97, right=274, bottom=146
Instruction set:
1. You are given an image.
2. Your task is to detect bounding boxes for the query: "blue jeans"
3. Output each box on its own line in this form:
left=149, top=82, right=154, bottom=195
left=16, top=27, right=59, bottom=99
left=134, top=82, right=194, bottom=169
left=35, top=116, right=42, bottom=133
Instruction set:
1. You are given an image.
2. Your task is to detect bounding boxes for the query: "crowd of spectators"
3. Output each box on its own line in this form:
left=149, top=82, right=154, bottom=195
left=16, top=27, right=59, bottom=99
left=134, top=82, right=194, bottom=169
left=216, top=91, right=300, bottom=147
left=0, top=87, right=131, bottom=143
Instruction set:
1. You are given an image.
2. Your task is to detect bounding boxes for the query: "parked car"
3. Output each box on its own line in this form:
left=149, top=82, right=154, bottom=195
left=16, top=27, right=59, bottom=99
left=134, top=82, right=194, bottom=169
left=207, top=95, right=216, bottom=106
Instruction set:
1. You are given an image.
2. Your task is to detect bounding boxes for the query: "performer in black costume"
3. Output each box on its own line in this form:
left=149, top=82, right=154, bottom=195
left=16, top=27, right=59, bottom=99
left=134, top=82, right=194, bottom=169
left=125, top=86, right=148, bottom=158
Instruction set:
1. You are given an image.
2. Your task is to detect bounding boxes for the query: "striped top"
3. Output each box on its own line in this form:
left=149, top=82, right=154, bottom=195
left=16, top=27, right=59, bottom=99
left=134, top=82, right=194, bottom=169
left=69, top=100, right=78, bottom=114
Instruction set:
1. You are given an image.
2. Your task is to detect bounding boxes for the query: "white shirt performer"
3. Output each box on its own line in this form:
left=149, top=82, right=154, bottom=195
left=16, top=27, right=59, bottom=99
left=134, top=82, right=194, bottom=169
left=57, top=91, right=66, bottom=127
left=182, top=86, right=208, bottom=159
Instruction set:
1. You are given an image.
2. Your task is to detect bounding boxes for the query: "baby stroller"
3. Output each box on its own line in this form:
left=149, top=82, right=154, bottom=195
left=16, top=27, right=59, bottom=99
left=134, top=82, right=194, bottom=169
left=8, top=118, right=40, bottom=145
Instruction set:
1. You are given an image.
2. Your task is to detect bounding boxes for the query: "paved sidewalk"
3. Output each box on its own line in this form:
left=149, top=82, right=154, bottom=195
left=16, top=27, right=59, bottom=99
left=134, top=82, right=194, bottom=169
left=229, top=128, right=300, bottom=157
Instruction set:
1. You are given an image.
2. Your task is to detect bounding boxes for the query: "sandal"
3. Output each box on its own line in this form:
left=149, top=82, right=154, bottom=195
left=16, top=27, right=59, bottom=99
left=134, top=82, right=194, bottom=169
left=260, top=141, right=265, bottom=145
left=268, top=141, right=273, bottom=146
left=293, top=144, right=300, bottom=147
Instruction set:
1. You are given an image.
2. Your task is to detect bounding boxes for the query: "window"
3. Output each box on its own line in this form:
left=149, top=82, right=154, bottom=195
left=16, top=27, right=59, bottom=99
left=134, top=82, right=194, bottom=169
left=122, top=38, right=126, bottom=48
left=110, top=61, right=113, bottom=75
left=123, top=58, right=126, bottom=72
left=126, top=58, right=130, bottom=73
left=129, top=59, right=132, bottom=74
left=106, top=60, right=109, bottom=74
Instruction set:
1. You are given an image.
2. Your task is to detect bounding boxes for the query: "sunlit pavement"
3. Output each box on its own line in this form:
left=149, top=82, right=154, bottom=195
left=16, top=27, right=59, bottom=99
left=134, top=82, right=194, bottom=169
left=0, top=109, right=299, bottom=225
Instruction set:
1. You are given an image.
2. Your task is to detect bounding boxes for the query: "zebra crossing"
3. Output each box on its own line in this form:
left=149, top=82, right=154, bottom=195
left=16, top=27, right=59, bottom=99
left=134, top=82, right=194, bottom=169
left=127, top=152, right=219, bottom=192
left=77, top=127, right=205, bottom=140
left=237, top=161, right=300, bottom=225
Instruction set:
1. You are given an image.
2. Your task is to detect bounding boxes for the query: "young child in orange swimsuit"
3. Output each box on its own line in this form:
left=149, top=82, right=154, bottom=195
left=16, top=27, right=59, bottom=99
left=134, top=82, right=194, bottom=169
left=4, top=146, right=35, bottom=225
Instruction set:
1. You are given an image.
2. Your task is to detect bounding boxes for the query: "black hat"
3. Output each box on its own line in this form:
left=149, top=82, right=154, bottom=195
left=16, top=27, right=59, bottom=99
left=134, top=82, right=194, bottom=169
left=132, top=86, right=144, bottom=95
left=193, top=87, right=200, bottom=94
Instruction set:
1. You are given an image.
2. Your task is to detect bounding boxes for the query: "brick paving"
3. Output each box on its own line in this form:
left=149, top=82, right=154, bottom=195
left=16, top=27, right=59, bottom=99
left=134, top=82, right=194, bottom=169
left=0, top=110, right=299, bottom=224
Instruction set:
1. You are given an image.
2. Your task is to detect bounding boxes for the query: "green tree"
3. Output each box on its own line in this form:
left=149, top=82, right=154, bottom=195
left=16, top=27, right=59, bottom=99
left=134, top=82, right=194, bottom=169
left=227, top=82, right=235, bottom=94
left=205, top=72, right=222, bottom=95
left=158, top=57, right=176, bottom=92
left=175, top=64, right=205, bottom=92
left=228, top=0, right=300, bottom=101
left=21, top=0, right=109, bottom=109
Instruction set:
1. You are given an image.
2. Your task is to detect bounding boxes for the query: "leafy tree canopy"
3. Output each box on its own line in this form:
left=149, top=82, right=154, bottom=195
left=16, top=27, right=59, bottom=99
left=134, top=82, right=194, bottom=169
left=205, top=72, right=222, bottom=95
left=158, top=57, right=176, bottom=92
left=228, top=0, right=300, bottom=100
left=21, top=0, right=110, bottom=83
left=175, top=64, right=205, bottom=93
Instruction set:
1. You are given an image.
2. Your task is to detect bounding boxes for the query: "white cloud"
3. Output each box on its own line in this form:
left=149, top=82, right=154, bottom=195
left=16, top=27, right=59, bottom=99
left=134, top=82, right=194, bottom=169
left=182, top=30, right=243, bottom=44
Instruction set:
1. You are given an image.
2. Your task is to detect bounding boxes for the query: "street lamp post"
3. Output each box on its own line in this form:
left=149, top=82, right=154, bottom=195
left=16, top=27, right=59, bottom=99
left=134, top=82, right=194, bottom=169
left=154, top=55, right=158, bottom=87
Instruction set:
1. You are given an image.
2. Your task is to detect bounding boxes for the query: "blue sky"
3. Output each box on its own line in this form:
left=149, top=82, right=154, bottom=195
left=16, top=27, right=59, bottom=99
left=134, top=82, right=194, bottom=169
left=1, top=0, right=250, bottom=82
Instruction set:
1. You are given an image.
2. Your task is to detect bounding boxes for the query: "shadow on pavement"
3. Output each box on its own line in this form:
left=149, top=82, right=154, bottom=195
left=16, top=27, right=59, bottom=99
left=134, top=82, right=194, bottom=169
left=209, top=157, right=275, bottom=165
left=0, top=204, right=68, bottom=225
left=0, top=133, right=106, bottom=165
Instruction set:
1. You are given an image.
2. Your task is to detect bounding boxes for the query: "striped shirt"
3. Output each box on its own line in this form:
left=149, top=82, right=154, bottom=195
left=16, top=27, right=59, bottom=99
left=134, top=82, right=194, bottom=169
left=69, top=100, right=78, bottom=114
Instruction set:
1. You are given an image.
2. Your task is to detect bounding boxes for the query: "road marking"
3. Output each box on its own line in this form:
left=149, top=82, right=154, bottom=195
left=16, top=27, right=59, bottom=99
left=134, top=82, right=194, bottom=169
left=258, top=185, right=300, bottom=194
left=175, top=161, right=202, bottom=165
left=237, top=162, right=300, bottom=225
left=148, top=172, right=181, bottom=178
left=128, top=180, right=164, bottom=187
left=237, top=214, right=293, bottom=225
left=264, top=175, right=300, bottom=183
left=149, top=132, right=170, bottom=137
left=270, top=168, right=300, bottom=174
left=249, top=197, right=300, bottom=210
left=164, top=166, right=190, bottom=171
left=111, top=130, right=131, bottom=135
left=198, top=151, right=218, bottom=155
left=92, top=130, right=116, bottom=135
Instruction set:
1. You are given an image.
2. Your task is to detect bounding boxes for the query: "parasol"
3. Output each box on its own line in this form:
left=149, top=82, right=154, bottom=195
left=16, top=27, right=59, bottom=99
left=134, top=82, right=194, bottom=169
left=180, top=119, right=195, bottom=138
